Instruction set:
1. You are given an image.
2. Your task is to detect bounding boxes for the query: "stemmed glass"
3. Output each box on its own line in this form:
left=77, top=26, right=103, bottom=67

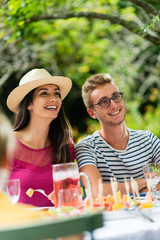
left=143, top=163, right=160, bottom=201
left=5, top=179, right=20, bottom=204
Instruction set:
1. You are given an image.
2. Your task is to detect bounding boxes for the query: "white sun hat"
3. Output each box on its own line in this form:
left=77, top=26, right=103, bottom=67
left=7, top=68, right=72, bottom=113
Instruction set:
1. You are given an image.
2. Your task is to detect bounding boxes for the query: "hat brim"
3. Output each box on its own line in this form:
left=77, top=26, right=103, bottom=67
left=7, top=76, right=72, bottom=113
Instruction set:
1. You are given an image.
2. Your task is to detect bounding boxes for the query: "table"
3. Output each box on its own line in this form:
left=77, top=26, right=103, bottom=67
left=0, top=212, right=103, bottom=240
left=2, top=205, right=160, bottom=240
left=92, top=207, right=160, bottom=240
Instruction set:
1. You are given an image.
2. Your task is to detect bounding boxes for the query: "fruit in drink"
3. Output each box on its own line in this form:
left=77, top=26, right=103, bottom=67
left=54, top=177, right=82, bottom=208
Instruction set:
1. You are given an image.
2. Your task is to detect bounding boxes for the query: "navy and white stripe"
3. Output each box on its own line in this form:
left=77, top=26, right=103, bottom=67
left=75, top=129, right=160, bottom=183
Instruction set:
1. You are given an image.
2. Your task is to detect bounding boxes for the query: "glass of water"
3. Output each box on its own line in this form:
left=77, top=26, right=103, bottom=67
left=143, top=163, right=160, bottom=201
left=5, top=179, right=20, bottom=204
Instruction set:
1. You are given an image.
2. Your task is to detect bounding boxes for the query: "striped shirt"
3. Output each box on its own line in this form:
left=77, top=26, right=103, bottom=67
left=75, top=129, right=160, bottom=183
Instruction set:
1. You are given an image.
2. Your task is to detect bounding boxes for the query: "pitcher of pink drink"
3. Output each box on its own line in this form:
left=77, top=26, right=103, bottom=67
left=52, top=162, right=91, bottom=208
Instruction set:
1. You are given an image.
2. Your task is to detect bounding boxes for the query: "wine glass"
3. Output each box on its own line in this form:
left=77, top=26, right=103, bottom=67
left=143, top=163, right=160, bottom=201
left=5, top=179, right=20, bottom=204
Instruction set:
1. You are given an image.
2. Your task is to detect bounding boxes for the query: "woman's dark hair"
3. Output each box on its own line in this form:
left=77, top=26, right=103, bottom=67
left=13, top=89, right=72, bottom=164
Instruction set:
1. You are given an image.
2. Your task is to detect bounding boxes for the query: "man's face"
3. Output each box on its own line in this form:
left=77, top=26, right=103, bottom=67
left=87, top=83, right=126, bottom=127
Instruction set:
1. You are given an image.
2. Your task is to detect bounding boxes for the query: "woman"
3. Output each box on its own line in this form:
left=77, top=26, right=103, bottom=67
left=0, top=112, right=14, bottom=192
left=0, top=111, right=44, bottom=226
left=0, top=112, right=84, bottom=240
left=7, top=68, right=74, bottom=207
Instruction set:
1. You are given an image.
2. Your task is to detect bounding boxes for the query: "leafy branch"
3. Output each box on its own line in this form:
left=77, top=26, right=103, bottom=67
left=26, top=11, right=159, bottom=46
left=128, top=0, right=159, bottom=16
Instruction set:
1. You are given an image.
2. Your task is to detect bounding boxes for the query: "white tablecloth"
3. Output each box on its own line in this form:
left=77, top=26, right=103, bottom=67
left=92, top=208, right=160, bottom=240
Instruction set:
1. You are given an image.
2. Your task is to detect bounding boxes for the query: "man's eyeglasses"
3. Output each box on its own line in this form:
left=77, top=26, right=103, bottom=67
left=90, top=92, right=123, bottom=108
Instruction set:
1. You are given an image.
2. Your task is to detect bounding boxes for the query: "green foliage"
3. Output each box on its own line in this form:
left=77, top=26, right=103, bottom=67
left=126, top=103, right=160, bottom=138
left=124, top=87, right=160, bottom=138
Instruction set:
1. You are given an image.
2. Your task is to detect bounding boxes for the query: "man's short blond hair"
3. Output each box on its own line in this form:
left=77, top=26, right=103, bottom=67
left=82, top=73, right=114, bottom=108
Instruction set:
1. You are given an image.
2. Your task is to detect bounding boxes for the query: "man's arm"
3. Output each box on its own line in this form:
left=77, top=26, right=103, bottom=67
left=80, top=165, right=147, bottom=199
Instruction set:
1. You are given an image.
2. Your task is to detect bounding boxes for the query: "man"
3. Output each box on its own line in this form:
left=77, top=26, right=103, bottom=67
left=75, top=73, right=160, bottom=198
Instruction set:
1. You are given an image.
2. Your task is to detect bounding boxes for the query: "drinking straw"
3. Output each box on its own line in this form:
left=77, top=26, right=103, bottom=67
left=133, top=179, right=140, bottom=198
left=131, top=177, right=140, bottom=198
left=85, top=187, right=93, bottom=208
left=88, top=182, right=93, bottom=208
left=147, top=174, right=152, bottom=193
left=131, top=177, right=136, bottom=198
left=110, top=177, right=118, bottom=204
left=98, top=178, right=104, bottom=206
left=124, top=178, right=130, bottom=201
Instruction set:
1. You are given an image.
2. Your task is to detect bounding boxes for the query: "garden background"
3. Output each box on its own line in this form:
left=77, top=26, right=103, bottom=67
left=0, top=0, right=160, bottom=143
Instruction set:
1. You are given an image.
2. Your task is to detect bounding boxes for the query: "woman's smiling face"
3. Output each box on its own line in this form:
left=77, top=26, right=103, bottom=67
left=27, top=84, right=62, bottom=120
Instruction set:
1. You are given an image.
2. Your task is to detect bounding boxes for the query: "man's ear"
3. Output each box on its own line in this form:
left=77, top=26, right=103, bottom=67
left=87, top=108, right=97, bottom=119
